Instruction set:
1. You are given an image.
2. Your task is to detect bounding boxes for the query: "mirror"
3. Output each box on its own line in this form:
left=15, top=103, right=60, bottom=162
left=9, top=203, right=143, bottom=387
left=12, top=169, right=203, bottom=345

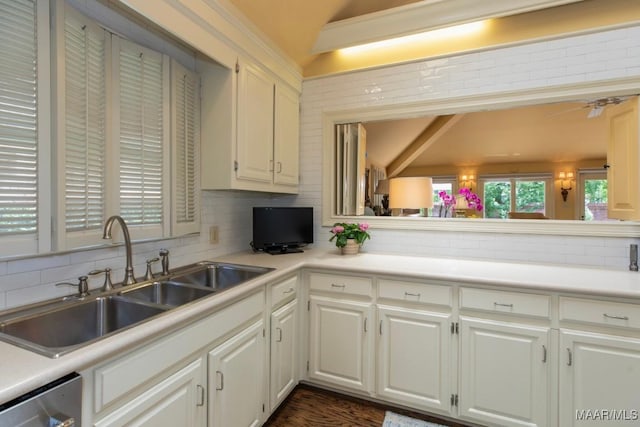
left=322, top=82, right=640, bottom=237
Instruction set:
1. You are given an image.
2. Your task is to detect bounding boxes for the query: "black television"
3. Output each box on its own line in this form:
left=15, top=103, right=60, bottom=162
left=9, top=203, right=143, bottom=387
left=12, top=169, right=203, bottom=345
left=252, top=207, right=313, bottom=254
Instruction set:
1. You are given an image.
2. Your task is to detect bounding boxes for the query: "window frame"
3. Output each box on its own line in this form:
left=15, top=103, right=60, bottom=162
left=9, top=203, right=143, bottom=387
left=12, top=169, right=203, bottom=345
left=479, top=174, right=554, bottom=219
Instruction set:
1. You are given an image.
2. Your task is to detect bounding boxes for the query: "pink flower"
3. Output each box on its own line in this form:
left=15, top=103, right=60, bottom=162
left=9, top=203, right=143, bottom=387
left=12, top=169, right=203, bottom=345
left=331, top=225, right=344, bottom=234
left=359, top=223, right=369, bottom=231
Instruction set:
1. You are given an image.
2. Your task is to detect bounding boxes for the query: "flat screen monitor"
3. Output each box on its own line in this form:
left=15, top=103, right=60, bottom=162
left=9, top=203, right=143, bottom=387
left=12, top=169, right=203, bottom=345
left=252, top=207, right=313, bottom=254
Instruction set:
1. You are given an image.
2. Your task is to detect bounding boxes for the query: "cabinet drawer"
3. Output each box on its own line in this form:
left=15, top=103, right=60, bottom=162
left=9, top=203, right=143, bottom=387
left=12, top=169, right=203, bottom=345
left=271, top=275, right=298, bottom=308
left=560, top=297, right=640, bottom=329
left=460, top=287, right=550, bottom=318
left=308, top=272, right=372, bottom=297
left=378, top=278, right=451, bottom=307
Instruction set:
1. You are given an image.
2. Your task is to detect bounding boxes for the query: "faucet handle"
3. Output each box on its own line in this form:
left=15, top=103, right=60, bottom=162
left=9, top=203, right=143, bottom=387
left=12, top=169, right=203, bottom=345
left=56, top=276, right=90, bottom=298
left=89, top=268, right=114, bottom=291
left=144, top=257, right=160, bottom=281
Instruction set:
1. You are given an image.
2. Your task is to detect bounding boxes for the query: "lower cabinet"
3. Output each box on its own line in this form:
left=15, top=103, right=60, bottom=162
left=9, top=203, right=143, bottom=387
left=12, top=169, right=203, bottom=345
left=559, top=329, right=640, bottom=426
left=308, top=294, right=374, bottom=393
left=270, top=298, right=298, bottom=411
left=208, top=319, right=266, bottom=427
left=458, top=316, right=551, bottom=427
left=94, top=358, right=205, bottom=427
left=377, top=304, right=452, bottom=415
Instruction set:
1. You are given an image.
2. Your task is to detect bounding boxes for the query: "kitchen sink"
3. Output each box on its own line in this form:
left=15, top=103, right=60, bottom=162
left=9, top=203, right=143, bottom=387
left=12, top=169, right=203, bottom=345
left=169, top=262, right=273, bottom=290
left=0, top=260, right=275, bottom=358
left=0, top=296, right=168, bottom=358
left=121, top=281, right=215, bottom=307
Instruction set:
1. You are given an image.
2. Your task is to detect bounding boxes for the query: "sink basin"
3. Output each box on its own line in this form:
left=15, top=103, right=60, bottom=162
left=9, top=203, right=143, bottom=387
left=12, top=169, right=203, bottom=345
left=169, top=262, right=273, bottom=290
left=0, top=296, right=168, bottom=358
left=121, top=281, right=215, bottom=307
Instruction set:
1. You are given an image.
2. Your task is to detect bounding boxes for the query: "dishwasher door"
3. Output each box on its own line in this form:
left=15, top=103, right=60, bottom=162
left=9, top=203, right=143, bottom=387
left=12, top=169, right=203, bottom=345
left=0, top=372, right=82, bottom=427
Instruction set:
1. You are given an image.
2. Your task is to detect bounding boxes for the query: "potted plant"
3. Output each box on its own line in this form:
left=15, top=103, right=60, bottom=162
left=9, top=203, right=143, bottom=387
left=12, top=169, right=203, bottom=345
left=329, top=222, right=371, bottom=254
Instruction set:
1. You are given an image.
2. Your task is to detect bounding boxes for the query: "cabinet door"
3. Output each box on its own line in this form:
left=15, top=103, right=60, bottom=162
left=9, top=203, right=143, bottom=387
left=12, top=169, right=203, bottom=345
left=459, top=317, right=550, bottom=427
left=270, top=299, right=298, bottom=411
left=607, top=95, right=640, bottom=220
left=560, top=329, right=640, bottom=426
left=95, top=358, right=205, bottom=427
left=273, top=83, right=299, bottom=186
left=308, top=295, right=374, bottom=393
left=209, top=320, right=265, bottom=427
left=377, top=305, right=452, bottom=415
left=236, top=60, right=274, bottom=184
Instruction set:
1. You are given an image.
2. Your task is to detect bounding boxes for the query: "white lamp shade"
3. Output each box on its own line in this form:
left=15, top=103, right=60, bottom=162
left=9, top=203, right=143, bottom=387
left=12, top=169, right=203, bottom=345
left=389, top=177, right=433, bottom=209
left=375, top=179, right=389, bottom=194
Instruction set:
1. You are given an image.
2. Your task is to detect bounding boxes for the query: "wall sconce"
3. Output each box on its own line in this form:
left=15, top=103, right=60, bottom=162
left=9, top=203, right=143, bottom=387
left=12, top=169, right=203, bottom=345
left=558, top=171, right=574, bottom=202
left=460, top=174, right=475, bottom=190
left=389, top=177, right=433, bottom=216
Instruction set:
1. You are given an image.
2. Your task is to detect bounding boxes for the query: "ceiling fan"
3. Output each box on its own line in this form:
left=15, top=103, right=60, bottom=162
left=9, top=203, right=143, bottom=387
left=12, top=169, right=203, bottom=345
left=549, top=96, right=634, bottom=119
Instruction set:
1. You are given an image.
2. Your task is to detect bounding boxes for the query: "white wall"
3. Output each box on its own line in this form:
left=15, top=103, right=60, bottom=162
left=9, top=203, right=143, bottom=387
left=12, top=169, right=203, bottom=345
left=300, top=25, right=640, bottom=268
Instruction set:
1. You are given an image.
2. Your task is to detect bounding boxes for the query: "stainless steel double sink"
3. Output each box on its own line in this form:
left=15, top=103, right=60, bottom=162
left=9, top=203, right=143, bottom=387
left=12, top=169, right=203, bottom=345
left=0, top=262, right=273, bottom=358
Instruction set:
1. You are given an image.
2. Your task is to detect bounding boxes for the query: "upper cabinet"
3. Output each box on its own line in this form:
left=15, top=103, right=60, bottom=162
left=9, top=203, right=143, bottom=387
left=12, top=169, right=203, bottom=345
left=607, top=95, right=640, bottom=220
left=199, top=56, right=300, bottom=194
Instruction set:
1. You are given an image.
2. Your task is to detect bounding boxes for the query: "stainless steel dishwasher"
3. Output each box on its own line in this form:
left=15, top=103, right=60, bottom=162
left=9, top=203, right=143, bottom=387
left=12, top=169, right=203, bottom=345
left=0, top=372, right=81, bottom=426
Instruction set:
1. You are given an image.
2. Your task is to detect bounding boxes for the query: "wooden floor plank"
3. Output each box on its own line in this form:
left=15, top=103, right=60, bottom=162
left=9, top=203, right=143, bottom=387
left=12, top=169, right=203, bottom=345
left=264, top=384, right=470, bottom=427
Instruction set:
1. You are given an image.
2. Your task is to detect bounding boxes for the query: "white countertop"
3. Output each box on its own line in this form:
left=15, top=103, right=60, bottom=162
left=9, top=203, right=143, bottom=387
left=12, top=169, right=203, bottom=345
left=1, top=248, right=639, bottom=404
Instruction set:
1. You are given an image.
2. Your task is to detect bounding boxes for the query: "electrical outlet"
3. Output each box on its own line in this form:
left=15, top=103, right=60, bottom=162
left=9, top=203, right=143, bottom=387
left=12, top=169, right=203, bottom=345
left=209, top=226, right=219, bottom=244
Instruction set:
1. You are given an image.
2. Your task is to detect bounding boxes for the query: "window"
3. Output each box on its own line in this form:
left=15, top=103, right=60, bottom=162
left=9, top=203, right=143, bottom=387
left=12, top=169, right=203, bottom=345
left=58, top=6, right=107, bottom=249
left=171, top=59, right=200, bottom=235
left=55, top=3, right=200, bottom=249
left=482, top=176, right=551, bottom=219
left=430, top=177, right=455, bottom=217
left=580, top=171, right=609, bottom=221
left=0, top=0, right=49, bottom=256
left=114, top=37, right=169, bottom=240
left=0, top=0, right=200, bottom=256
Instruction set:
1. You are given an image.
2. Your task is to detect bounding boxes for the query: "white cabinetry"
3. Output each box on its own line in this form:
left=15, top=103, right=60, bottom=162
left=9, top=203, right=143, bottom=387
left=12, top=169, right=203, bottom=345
left=199, top=56, right=299, bottom=194
left=559, top=296, right=640, bottom=426
left=269, top=275, right=299, bottom=411
left=457, top=287, right=552, bottom=427
left=83, top=290, right=265, bottom=427
left=208, top=320, right=266, bottom=427
left=94, top=358, right=204, bottom=427
left=458, top=317, right=551, bottom=427
left=376, top=278, right=453, bottom=415
left=307, top=272, right=374, bottom=394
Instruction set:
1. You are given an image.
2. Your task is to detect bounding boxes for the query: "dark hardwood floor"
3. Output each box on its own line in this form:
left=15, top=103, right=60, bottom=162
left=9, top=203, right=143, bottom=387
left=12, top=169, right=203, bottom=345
left=264, top=384, right=470, bottom=427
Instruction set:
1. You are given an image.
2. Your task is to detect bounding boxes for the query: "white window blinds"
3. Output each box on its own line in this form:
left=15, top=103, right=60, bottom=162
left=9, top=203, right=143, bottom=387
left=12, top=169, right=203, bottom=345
left=171, top=60, right=199, bottom=235
left=116, top=39, right=167, bottom=229
left=0, top=0, right=38, bottom=236
left=63, top=9, right=106, bottom=234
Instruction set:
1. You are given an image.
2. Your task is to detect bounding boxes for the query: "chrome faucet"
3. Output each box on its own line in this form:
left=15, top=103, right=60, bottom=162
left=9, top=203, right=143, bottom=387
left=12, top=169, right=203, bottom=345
left=103, top=215, right=137, bottom=285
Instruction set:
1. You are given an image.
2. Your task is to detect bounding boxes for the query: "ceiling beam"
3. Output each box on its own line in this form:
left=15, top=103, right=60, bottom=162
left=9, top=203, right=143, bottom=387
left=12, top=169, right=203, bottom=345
left=312, top=0, right=584, bottom=53
left=386, top=114, right=464, bottom=178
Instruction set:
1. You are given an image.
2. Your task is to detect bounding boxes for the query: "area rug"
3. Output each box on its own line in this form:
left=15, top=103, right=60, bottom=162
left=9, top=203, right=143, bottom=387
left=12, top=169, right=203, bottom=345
left=382, top=411, right=446, bottom=427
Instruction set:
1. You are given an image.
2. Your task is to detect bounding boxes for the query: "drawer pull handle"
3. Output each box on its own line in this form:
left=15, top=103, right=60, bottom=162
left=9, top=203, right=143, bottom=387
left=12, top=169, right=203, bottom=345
left=196, top=384, right=205, bottom=406
left=331, top=283, right=345, bottom=289
left=404, top=292, right=421, bottom=298
left=379, top=320, right=383, bottom=335
left=494, top=302, right=514, bottom=309
left=216, top=371, right=224, bottom=390
left=283, top=287, right=295, bottom=294
left=603, top=313, right=629, bottom=321
left=567, top=348, right=572, bottom=366
left=542, top=345, right=547, bottom=363
left=276, top=327, right=283, bottom=342
left=364, top=317, right=368, bottom=333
